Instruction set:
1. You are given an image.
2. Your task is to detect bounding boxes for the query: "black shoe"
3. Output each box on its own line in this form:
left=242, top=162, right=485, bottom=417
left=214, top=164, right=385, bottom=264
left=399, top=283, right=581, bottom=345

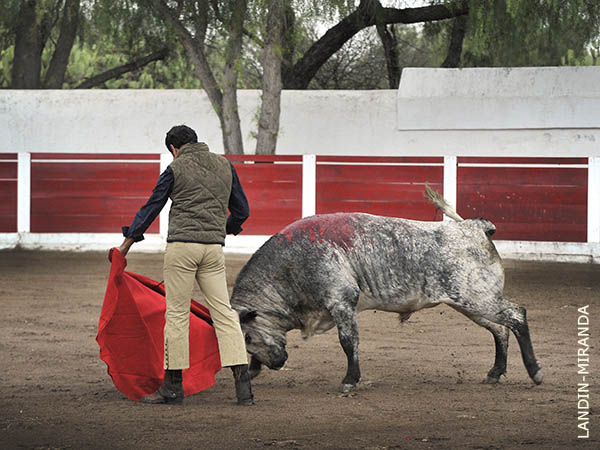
left=140, top=370, right=184, bottom=405
left=231, top=364, right=254, bottom=406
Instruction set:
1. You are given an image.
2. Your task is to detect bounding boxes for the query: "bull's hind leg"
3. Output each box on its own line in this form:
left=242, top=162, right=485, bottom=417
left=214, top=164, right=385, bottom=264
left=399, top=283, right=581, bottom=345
left=501, top=300, right=544, bottom=385
left=327, top=287, right=361, bottom=393
left=450, top=306, right=509, bottom=383
left=453, top=296, right=543, bottom=385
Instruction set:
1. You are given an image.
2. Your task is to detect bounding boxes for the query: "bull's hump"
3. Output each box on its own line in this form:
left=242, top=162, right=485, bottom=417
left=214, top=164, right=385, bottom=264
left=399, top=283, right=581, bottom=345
left=277, top=213, right=364, bottom=247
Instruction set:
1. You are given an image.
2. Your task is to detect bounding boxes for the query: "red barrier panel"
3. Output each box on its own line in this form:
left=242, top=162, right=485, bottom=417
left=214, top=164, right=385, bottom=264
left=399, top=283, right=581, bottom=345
left=227, top=156, right=302, bottom=235
left=0, top=154, right=18, bottom=232
left=457, top=157, right=587, bottom=242
left=2, top=153, right=590, bottom=244
left=316, top=157, right=444, bottom=221
left=32, top=153, right=160, bottom=161
left=30, top=154, right=161, bottom=233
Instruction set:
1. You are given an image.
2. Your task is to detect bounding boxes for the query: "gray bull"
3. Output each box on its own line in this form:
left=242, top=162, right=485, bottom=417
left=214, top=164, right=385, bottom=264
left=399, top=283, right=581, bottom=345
left=231, top=188, right=543, bottom=392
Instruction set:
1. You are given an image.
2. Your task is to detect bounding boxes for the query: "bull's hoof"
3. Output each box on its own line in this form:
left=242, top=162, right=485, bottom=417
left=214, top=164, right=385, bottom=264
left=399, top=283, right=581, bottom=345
left=340, top=383, right=356, bottom=393
left=532, top=369, right=544, bottom=385
left=483, top=376, right=500, bottom=384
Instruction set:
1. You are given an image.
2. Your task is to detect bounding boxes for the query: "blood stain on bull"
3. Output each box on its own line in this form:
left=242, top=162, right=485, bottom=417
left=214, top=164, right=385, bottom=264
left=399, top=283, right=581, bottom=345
left=231, top=187, right=544, bottom=393
left=278, top=214, right=358, bottom=250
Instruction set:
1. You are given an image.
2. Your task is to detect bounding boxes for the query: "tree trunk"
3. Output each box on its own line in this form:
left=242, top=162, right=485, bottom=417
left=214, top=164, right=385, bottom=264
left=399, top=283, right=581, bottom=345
left=280, top=1, right=296, bottom=91
left=255, top=0, right=284, bottom=155
left=283, top=0, right=468, bottom=89
left=44, top=0, right=80, bottom=89
left=11, top=0, right=47, bottom=88
left=221, top=0, right=247, bottom=155
left=376, top=23, right=400, bottom=89
left=75, top=48, right=168, bottom=89
left=441, top=9, right=468, bottom=68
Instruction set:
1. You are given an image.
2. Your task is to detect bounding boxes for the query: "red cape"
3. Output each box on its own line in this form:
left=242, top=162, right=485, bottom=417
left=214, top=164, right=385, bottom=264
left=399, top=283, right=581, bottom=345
left=96, top=248, right=222, bottom=401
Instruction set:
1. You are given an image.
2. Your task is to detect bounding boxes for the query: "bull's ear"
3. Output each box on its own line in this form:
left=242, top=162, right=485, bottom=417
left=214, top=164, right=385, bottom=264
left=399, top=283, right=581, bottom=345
left=238, top=308, right=258, bottom=323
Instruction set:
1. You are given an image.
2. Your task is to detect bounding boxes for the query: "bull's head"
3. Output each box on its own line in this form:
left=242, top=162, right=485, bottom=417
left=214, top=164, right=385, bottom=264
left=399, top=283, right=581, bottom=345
left=237, top=307, right=288, bottom=371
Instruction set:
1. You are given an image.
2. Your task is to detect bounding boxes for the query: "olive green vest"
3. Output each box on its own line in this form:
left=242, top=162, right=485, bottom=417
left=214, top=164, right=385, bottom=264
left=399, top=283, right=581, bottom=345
left=167, top=142, right=232, bottom=244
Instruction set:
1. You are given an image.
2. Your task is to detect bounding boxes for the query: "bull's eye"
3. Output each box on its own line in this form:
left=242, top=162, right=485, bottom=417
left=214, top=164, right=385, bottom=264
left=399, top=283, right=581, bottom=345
left=245, top=334, right=252, bottom=345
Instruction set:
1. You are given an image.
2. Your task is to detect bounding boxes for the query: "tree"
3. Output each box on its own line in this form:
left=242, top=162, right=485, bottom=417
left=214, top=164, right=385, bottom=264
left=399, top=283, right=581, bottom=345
left=10, top=0, right=55, bottom=88
left=45, top=0, right=80, bottom=88
left=440, top=1, right=468, bottom=68
left=3, top=0, right=169, bottom=89
left=255, top=0, right=286, bottom=155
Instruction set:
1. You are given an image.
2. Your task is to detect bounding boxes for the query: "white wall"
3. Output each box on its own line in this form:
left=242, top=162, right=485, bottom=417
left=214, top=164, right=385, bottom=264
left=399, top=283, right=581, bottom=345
left=396, top=67, right=600, bottom=158
left=0, top=89, right=399, bottom=156
left=398, top=66, right=600, bottom=129
left=2, top=67, right=599, bottom=158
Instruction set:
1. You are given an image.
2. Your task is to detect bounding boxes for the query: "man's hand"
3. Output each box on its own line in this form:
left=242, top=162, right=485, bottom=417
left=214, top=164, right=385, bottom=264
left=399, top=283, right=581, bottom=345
left=118, top=237, right=135, bottom=257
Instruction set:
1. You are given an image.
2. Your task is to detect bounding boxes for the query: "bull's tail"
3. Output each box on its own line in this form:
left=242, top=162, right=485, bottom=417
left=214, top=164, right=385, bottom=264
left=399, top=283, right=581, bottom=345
left=424, top=185, right=464, bottom=222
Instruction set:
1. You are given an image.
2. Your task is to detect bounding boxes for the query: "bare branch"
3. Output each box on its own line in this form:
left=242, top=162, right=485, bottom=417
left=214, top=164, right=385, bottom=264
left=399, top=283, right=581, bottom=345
left=284, top=0, right=468, bottom=89
left=75, top=47, right=168, bottom=89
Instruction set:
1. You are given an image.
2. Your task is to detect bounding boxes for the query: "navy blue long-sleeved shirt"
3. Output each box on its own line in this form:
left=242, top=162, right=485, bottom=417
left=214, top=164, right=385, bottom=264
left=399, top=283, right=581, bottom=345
left=122, top=163, right=249, bottom=243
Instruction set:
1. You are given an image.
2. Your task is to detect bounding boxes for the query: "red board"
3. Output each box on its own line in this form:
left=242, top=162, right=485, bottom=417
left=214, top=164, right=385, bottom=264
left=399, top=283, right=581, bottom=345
left=30, top=155, right=161, bottom=233
left=0, top=155, right=18, bottom=232
left=457, top=161, right=587, bottom=242
left=33, top=153, right=160, bottom=161
left=230, top=161, right=302, bottom=235
left=318, top=156, right=443, bottom=164
left=316, top=162, right=444, bottom=221
left=226, top=155, right=302, bottom=163
left=458, top=157, right=587, bottom=165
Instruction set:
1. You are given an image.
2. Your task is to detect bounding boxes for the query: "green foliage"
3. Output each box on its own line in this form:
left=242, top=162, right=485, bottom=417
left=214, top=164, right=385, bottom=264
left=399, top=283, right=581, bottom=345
left=63, top=41, right=204, bottom=88
left=0, top=1, right=19, bottom=49
left=1, top=0, right=599, bottom=91
left=0, top=46, right=14, bottom=87
left=462, top=0, right=600, bottom=67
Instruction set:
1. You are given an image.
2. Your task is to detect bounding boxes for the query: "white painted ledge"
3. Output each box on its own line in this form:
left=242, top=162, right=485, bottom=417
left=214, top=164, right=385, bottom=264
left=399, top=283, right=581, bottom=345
left=224, top=235, right=271, bottom=254
left=494, top=241, right=600, bottom=264
left=0, top=233, right=19, bottom=250
left=0, top=233, right=271, bottom=255
left=6, top=233, right=166, bottom=252
left=1, top=233, right=598, bottom=264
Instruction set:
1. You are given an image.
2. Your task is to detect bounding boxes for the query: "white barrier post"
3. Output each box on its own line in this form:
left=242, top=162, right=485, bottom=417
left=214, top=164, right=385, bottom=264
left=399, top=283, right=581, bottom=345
left=302, top=154, right=316, bottom=218
left=17, top=152, right=31, bottom=234
left=443, top=156, right=457, bottom=221
left=159, top=153, right=172, bottom=238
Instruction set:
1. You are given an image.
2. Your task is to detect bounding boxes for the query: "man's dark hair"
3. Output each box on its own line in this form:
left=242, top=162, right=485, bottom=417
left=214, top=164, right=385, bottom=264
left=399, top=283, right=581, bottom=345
left=165, top=125, right=198, bottom=153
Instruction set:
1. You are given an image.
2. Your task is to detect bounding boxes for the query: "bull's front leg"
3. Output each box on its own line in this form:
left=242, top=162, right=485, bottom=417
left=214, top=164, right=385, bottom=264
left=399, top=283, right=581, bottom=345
left=248, top=356, right=262, bottom=379
left=330, top=302, right=361, bottom=393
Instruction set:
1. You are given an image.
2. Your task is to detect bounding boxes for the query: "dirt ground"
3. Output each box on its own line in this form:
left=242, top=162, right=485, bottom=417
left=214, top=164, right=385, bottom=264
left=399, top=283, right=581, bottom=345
left=0, top=249, right=598, bottom=450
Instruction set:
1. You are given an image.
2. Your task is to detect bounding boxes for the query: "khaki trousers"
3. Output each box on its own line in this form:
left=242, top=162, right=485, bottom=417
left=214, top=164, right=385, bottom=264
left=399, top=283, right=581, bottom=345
left=163, top=242, right=248, bottom=369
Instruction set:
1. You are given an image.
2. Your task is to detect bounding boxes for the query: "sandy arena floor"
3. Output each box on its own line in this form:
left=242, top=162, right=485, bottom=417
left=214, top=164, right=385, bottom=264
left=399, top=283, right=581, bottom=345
left=0, top=249, right=598, bottom=449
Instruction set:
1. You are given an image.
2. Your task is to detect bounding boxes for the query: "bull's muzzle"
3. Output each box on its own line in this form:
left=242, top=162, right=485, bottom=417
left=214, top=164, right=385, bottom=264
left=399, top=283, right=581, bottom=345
left=270, top=350, right=288, bottom=370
